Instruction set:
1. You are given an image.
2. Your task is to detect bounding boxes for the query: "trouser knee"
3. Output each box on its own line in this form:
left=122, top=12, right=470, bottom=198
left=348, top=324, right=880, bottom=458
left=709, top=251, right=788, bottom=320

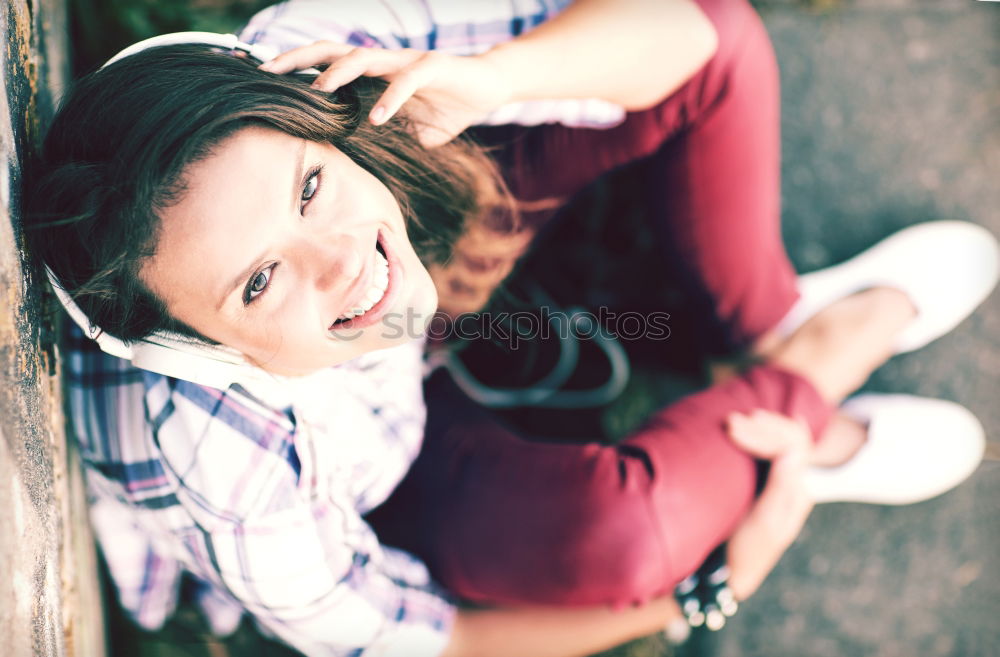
left=691, top=0, right=779, bottom=98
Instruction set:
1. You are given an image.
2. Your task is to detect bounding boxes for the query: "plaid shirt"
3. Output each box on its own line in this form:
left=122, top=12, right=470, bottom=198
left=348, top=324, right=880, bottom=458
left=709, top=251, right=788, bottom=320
left=69, top=327, right=453, bottom=657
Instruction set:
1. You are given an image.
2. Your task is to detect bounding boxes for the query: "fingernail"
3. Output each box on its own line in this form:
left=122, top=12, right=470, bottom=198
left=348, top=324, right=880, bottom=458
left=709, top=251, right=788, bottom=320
left=370, top=106, right=386, bottom=124
left=259, top=61, right=275, bottom=71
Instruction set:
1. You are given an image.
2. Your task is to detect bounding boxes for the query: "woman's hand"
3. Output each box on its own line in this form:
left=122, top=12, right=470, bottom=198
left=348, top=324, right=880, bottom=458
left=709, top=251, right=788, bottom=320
left=656, top=410, right=813, bottom=643
left=259, top=42, right=514, bottom=147
left=724, top=409, right=815, bottom=600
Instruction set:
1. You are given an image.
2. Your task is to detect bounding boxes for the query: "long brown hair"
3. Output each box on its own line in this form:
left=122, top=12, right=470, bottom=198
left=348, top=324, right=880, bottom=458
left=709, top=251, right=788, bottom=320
left=25, top=44, right=516, bottom=342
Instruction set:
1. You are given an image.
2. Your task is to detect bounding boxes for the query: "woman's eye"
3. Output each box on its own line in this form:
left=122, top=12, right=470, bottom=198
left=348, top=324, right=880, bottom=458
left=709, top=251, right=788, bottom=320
left=301, top=167, right=322, bottom=211
left=244, top=264, right=276, bottom=305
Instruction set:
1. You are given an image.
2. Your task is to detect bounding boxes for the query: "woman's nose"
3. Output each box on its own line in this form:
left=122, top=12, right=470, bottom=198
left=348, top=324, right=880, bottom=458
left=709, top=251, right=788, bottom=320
left=297, top=234, right=366, bottom=292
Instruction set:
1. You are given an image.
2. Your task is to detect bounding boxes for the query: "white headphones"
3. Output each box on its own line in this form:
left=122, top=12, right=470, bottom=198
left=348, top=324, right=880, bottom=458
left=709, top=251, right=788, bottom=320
left=46, top=32, right=320, bottom=390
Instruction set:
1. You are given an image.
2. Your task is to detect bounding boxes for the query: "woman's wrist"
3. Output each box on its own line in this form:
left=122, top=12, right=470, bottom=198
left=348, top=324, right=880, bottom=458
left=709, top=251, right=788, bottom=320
left=473, top=44, right=526, bottom=106
left=475, top=0, right=719, bottom=110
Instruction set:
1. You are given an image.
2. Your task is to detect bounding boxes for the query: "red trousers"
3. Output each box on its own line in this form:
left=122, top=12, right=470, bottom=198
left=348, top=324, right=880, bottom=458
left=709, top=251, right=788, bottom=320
left=367, top=0, right=834, bottom=606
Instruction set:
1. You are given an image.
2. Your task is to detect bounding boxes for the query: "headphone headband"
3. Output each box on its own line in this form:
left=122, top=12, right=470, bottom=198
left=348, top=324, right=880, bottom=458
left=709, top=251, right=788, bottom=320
left=102, top=31, right=276, bottom=69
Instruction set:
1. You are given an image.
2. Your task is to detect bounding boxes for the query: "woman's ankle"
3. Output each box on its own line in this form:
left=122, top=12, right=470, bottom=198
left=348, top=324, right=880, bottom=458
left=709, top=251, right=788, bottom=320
left=750, top=326, right=783, bottom=359
left=767, top=286, right=916, bottom=403
left=810, top=412, right=868, bottom=467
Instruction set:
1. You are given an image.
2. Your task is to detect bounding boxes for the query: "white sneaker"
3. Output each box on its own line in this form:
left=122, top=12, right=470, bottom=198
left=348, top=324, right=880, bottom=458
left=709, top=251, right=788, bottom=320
left=804, top=394, right=986, bottom=505
left=775, top=221, right=999, bottom=354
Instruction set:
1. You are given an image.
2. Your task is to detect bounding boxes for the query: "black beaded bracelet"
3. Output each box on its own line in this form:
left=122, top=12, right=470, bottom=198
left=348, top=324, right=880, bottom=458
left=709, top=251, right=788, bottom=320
left=674, top=542, right=739, bottom=631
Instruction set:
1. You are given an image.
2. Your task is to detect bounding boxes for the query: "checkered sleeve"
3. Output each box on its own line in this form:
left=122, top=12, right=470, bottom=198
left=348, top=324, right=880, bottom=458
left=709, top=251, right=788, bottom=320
left=145, top=373, right=455, bottom=657
left=66, top=325, right=454, bottom=656
left=201, top=493, right=456, bottom=657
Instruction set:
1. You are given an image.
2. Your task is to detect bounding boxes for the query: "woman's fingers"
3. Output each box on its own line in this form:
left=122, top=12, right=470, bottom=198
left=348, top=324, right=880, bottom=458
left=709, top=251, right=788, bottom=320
left=313, top=48, right=427, bottom=96
left=259, top=42, right=436, bottom=125
left=725, top=412, right=814, bottom=599
left=310, top=49, right=385, bottom=92
left=258, top=42, right=504, bottom=146
left=259, top=41, right=425, bottom=96
left=371, top=52, right=444, bottom=124
left=727, top=409, right=811, bottom=459
left=258, top=40, right=354, bottom=74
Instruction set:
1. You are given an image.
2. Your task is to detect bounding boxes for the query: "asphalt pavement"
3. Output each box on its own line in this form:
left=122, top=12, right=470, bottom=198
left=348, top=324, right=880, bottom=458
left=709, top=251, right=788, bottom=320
left=689, top=2, right=999, bottom=656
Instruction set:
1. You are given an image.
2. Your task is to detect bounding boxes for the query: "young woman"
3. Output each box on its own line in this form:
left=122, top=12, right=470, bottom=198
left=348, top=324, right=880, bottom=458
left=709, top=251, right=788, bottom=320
left=26, top=0, right=996, bottom=655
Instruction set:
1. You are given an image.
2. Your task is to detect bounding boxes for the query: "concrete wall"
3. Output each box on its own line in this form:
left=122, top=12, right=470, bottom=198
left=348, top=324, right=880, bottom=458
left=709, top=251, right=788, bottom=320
left=1, top=1, right=106, bottom=655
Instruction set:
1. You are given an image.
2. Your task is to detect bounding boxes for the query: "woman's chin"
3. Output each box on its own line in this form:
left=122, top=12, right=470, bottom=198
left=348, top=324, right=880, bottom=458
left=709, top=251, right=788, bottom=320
left=395, top=267, right=439, bottom=340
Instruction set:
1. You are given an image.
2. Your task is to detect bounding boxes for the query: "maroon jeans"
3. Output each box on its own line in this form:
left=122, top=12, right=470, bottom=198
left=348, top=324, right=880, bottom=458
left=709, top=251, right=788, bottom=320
left=367, top=0, right=833, bottom=607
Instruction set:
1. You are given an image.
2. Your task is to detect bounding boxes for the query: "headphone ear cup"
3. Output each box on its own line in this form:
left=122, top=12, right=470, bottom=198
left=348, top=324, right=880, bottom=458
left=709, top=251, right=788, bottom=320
left=47, top=267, right=274, bottom=390
left=129, top=337, right=274, bottom=390
left=46, top=267, right=135, bottom=360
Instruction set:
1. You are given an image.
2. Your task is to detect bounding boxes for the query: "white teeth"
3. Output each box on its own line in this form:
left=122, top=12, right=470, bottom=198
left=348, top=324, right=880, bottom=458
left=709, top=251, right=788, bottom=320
left=334, top=246, right=390, bottom=322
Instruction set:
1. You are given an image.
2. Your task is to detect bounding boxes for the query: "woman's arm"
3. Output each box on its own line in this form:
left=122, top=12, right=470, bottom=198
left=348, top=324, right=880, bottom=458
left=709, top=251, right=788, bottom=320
left=481, top=0, right=719, bottom=111
left=259, top=0, right=718, bottom=144
left=444, top=598, right=680, bottom=657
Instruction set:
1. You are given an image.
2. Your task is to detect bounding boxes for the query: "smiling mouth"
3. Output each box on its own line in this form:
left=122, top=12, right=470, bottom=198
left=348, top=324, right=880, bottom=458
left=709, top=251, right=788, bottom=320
left=329, top=238, right=390, bottom=328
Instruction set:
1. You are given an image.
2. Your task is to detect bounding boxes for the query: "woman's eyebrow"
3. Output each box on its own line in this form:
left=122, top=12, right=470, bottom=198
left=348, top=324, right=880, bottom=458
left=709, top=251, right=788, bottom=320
left=216, top=141, right=308, bottom=309
left=288, top=141, right=306, bottom=212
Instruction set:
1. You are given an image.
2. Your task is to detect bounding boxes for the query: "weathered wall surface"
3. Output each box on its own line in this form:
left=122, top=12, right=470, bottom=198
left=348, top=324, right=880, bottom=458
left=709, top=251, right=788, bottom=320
left=1, top=1, right=106, bottom=656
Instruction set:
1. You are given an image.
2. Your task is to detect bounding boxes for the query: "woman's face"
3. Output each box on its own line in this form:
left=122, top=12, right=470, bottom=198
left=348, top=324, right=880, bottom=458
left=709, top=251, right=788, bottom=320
left=141, top=126, right=438, bottom=376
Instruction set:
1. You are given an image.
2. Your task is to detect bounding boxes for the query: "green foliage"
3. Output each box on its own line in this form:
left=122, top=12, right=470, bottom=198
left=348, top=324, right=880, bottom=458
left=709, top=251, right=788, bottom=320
left=71, top=0, right=274, bottom=74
